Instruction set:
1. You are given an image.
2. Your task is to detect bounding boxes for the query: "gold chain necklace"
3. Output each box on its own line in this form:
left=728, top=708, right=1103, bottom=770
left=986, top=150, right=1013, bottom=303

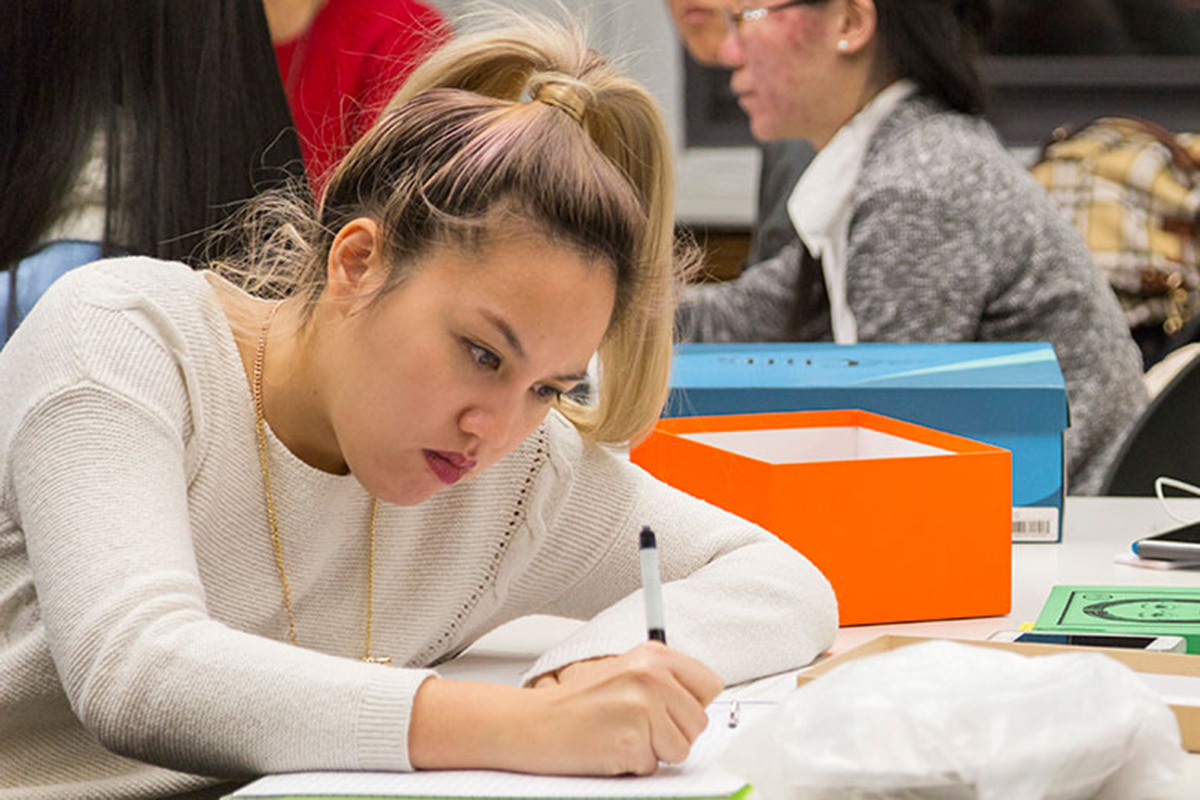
left=251, top=305, right=391, bottom=665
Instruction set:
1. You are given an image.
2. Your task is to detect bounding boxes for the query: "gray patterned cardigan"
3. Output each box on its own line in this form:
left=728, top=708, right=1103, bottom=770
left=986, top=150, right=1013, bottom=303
left=678, top=94, right=1148, bottom=495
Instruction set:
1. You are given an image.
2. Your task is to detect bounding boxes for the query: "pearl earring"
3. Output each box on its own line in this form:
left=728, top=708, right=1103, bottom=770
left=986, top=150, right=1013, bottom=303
left=837, top=39, right=850, bottom=52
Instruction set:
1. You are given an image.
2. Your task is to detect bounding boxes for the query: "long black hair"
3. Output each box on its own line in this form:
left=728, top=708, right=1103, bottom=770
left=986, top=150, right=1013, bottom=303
left=872, top=0, right=993, bottom=115
left=0, top=0, right=305, bottom=275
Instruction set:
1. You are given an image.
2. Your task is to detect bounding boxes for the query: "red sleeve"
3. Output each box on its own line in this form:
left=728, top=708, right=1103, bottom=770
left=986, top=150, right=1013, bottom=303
left=276, top=0, right=450, bottom=189
left=356, top=1, right=451, bottom=138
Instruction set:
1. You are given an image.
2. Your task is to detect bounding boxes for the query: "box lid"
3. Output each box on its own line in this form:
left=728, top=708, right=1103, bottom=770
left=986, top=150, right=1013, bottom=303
left=668, top=342, right=1069, bottom=433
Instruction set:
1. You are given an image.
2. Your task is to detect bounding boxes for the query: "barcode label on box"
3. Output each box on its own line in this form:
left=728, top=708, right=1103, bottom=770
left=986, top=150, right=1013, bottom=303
left=1012, top=507, right=1059, bottom=542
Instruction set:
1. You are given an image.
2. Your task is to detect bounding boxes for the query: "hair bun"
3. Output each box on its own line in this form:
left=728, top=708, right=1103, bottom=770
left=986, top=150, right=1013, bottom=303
left=528, top=73, right=590, bottom=124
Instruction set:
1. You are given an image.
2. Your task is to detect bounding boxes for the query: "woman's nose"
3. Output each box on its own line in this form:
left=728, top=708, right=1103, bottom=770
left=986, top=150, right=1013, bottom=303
left=458, top=394, right=525, bottom=453
left=717, top=27, right=744, bottom=68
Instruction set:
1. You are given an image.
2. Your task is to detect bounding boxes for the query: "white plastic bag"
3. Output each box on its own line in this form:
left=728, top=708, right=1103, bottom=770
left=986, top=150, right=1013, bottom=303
left=722, top=641, right=1183, bottom=800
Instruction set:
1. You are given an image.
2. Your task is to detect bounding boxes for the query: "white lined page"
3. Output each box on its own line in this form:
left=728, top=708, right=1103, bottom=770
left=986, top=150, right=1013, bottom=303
left=231, top=706, right=764, bottom=799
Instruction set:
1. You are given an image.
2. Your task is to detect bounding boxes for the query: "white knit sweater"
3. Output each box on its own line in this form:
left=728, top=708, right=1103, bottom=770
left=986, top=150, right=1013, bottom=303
left=0, top=258, right=837, bottom=799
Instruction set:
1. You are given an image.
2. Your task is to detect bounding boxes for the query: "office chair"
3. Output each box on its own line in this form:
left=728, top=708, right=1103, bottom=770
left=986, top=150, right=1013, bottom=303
left=1101, top=349, right=1200, bottom=495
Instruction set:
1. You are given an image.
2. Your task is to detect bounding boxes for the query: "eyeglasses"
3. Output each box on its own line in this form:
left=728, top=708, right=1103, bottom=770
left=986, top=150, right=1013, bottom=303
left=724, top=0, right=824, bottom=33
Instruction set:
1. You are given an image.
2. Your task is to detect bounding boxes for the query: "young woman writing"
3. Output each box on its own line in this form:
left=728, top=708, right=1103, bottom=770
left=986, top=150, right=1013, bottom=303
left=0, top=17, right=836, bottom=799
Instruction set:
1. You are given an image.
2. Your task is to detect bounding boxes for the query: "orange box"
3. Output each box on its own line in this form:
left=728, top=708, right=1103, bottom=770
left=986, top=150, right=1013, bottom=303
left=631, top=410, right=1012, bottom=625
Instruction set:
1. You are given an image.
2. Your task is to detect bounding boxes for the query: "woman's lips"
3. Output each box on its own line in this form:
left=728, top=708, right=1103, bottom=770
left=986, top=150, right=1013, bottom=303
left=423, top=449, right=477, bottom=485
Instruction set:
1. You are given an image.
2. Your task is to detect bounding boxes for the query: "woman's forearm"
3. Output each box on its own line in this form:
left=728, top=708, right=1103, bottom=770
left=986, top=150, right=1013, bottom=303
left=408, top=643, right=722, bottom=776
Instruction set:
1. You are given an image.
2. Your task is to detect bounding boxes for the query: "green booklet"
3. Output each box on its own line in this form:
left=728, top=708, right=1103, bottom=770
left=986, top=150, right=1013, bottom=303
left=1033, top=585, right=1200, bottom=653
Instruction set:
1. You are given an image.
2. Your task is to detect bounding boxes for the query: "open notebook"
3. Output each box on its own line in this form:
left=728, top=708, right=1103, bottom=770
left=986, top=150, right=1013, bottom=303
left=226, top=701, right=769, bottom=800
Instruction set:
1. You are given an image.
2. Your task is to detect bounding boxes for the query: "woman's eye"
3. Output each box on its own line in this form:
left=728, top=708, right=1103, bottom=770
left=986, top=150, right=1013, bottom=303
left=534, top=385, right=564, bottom=403
left=467, top=342, right=501, bottom=371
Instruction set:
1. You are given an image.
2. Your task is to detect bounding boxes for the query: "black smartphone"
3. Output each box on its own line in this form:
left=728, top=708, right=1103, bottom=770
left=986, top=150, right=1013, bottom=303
left=988, top=630, right=1186, bottom=652
left=1133, top=519, right=1200, bottom=560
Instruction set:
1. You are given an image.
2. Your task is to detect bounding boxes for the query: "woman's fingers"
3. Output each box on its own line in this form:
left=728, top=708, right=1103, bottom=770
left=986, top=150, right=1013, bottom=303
left=623, top=641, right=725, bottom=716
left=554, top=642, right=724, bottom=770
left=646, top=697, right=695, bottom=766
left=493, top=643, right=728, bottom=775
left=661, top=645, right=726, bottom=707
left=660, top=681, right=712, bottom=751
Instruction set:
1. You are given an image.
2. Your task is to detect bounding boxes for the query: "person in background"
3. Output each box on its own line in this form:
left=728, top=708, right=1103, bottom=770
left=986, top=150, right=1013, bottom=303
left=663, top=0, right=814, bottom=265
left=0, top=1, right=305, bottom=348
left=266, top=0, right=449, bottom=187
left=676, top=0, right=1147, bottom=495
left=0, top=16, right=836, bottom=799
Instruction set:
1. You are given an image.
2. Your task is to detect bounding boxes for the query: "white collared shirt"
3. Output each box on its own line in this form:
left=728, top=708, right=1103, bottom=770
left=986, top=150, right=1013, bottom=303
left=787, top=80, right=918, bottom=344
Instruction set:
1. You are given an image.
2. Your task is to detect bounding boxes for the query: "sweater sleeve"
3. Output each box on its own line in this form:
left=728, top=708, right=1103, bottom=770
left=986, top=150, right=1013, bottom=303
left=522, top=421, right=837, bottom=686
left=676, top=243, right=804, bottom=343
left=10, top=317, right=434, bottom=776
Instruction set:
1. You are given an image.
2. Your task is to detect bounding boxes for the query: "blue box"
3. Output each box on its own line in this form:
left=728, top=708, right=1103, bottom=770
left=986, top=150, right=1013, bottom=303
left=666, top=342, right=1069, bottom=542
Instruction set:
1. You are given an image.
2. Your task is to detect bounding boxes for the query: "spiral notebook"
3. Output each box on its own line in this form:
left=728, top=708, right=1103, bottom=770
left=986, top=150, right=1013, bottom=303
left=226, top=702, right=765, bottom=800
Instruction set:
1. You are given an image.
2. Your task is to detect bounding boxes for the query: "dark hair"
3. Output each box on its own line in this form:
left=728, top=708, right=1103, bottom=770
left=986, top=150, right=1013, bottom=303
left=872, top=0, right=993, bottom=115
left=0, top=0, right=305, bottom=275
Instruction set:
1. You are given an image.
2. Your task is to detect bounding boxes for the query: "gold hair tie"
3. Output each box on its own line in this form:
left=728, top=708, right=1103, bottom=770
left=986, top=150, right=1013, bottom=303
left=534, top=82, right=586, bottom=125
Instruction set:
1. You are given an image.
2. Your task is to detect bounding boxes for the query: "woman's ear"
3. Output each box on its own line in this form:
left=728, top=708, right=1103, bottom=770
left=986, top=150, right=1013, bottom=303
left=326, top=217, right=386, bottom=310
left=836, top=0, right=878, bottom=56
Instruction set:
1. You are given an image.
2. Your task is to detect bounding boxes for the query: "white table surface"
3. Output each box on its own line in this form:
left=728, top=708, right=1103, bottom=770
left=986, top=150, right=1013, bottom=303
left=451, top=497, right=1200, bottom=799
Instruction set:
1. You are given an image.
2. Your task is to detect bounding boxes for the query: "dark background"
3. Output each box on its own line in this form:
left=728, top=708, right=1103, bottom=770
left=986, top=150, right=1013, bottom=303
left=686, top=0, right=1200, bottom=147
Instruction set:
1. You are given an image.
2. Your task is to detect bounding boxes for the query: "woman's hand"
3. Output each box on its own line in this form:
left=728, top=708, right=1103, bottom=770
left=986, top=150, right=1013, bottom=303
left=528, top=654, right=615, bottom=688
left=526, top=642, right=724, bottom=773
left=409, top=642, right=724, bottom=776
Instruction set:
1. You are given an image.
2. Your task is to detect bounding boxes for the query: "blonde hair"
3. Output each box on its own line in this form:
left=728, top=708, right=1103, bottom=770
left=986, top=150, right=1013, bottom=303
left=216, top=15, right=686, bottom=446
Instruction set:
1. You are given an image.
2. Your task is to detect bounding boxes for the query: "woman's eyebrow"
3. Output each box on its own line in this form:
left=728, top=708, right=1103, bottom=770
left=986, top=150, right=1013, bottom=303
left=479, top=309, right=588, bottom=383
left=480, top=309, right=526, bottom=361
